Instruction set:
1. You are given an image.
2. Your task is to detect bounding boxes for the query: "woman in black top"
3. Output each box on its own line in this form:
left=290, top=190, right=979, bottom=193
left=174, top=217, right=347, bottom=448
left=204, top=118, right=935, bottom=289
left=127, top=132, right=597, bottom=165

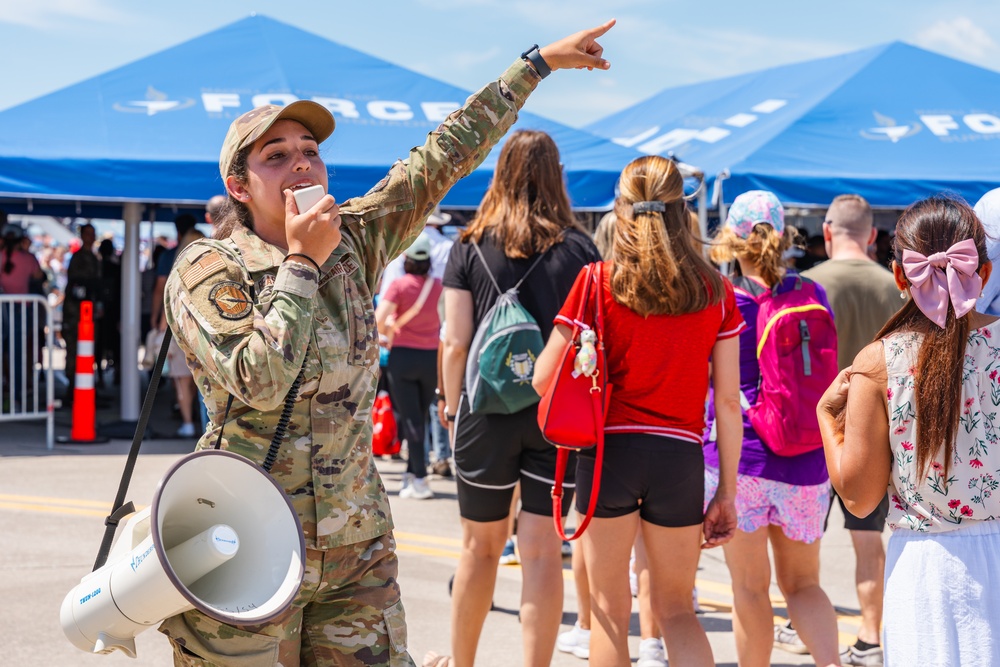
left=438, top=129, right=601, bottom=666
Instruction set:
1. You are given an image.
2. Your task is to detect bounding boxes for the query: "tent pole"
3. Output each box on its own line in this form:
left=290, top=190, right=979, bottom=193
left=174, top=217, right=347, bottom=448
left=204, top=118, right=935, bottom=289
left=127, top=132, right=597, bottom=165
left=120, top=202, right=141, bottom=421
left=698, top=186, right=709, bottom=254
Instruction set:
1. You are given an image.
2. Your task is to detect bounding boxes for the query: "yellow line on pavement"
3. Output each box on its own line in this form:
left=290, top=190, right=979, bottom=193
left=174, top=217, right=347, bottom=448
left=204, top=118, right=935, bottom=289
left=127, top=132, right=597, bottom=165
left=0, top=502, right=108, bottom=517
left=0, top=493, right=112, bottom=508
left=396, top=542, right=467, bottom=560
left=394, top=530, right=463, bottom=548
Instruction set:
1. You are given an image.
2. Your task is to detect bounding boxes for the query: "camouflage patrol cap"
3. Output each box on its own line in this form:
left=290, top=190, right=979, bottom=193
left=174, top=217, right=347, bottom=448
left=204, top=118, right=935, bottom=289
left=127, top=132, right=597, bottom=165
left=219, top=100, right=335, bottom=180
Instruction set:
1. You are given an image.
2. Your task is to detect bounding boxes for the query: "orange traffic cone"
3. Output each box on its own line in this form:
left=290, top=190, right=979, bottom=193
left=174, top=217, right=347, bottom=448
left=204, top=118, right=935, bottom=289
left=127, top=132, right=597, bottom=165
left=58, top=301, right=108, bottom=444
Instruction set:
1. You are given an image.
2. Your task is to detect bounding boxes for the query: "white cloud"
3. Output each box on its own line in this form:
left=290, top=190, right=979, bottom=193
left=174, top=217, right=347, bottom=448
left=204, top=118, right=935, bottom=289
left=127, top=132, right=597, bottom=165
left=914, top=16, right=998, bottom=63
left=448, top=46, right=503, bottom=72
left=0, top=0, right=130, bottom=29
left=613, top=19, right=850, bottom=82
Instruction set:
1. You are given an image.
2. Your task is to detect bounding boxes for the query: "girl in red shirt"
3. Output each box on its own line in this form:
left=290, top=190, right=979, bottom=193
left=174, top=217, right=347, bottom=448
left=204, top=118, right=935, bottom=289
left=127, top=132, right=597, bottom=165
left=534, top=155, right=744, bottom=667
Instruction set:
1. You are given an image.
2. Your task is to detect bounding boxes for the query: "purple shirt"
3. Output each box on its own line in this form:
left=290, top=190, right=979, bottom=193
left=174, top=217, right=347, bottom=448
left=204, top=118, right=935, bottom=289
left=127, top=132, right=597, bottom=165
left=704, top=273, right=830, bottom=486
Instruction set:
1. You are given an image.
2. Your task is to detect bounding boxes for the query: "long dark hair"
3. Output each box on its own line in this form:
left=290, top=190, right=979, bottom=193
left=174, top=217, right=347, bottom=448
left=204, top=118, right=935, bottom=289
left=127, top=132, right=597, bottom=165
left=876, top=196, right=987, bottom=478
left=460, top=130, right=578, bottom=258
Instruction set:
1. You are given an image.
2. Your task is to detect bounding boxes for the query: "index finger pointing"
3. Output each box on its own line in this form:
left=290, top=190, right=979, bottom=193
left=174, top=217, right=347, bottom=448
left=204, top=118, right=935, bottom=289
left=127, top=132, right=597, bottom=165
left=586, top=18, right=616, bottom=39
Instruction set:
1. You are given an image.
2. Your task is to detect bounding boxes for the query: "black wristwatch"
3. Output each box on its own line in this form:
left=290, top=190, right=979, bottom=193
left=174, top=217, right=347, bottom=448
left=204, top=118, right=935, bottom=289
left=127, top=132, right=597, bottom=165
left=446, top=413, right=456, bottom=423
left=521, top=44, right=551, bottom=79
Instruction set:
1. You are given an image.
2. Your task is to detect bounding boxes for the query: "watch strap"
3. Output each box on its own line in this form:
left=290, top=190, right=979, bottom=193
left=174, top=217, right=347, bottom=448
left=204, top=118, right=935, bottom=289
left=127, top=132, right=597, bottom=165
left=520, top=44, right=551, bottom=79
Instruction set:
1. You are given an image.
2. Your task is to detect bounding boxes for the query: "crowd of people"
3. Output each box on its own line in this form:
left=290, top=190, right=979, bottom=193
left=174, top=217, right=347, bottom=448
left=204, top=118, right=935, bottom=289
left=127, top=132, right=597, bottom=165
left=10, top=19, right=1000, bottom=667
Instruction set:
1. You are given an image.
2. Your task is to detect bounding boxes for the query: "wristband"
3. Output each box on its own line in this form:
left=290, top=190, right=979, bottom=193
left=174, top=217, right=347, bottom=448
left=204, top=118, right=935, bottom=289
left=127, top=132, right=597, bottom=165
left=520, top=44, right=551, bottom=79
left=284, top=252, right=320, bottom=272
left=446, top=413, right=456, bottom=423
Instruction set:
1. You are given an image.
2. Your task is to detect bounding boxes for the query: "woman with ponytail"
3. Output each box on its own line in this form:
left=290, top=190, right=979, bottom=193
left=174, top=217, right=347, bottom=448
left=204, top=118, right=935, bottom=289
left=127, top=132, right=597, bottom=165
left=534, top=155, right=745, bottom=667
left=707, top=190, right=842, bottom=667
left=819, top=196, right=1000, bottom=667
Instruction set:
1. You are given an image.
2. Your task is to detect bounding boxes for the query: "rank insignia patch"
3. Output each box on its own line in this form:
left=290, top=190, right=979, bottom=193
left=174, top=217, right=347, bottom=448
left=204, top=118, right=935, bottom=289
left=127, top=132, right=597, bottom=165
left=209, top=281, right=254, bottom=320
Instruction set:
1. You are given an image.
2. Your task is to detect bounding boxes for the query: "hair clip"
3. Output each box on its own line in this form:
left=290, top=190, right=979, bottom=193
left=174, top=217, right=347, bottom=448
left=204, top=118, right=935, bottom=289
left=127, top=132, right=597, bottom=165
left=633, top=201, right=667, bottom=215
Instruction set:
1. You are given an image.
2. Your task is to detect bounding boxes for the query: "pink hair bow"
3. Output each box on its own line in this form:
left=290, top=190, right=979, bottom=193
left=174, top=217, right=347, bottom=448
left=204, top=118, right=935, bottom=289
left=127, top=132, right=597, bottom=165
left=901, top=238, right=982, bottom=328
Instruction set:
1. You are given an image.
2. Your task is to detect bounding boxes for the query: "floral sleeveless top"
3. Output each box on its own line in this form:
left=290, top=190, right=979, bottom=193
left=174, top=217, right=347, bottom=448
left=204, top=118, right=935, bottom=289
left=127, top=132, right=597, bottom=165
left=885, top=323, right=1000, bottom=532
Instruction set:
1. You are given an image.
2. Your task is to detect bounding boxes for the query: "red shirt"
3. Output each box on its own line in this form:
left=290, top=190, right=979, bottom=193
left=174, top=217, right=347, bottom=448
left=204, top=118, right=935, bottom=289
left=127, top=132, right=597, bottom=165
left=555, top=262, right=745, bottom=444
left=0, top=249, right=41, bottom=295
left=383, top=274, right=443, bottom=351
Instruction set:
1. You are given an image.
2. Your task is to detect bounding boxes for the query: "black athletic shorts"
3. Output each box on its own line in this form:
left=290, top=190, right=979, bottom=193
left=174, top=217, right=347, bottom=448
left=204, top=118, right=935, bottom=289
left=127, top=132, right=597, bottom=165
left=826, top=491, right=889, bottom=532
left=575, top=432, right=705, bottom=528
left=453, top=393, right=575, bottom=523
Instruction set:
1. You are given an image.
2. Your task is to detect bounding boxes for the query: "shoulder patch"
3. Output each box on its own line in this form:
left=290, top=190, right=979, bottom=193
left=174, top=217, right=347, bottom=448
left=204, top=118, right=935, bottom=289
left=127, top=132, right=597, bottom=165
left=365, top=174, right=390, bottom=196
left=208, top=281, right=254, bottom=320
left=181, top=251, right=227, bottom=289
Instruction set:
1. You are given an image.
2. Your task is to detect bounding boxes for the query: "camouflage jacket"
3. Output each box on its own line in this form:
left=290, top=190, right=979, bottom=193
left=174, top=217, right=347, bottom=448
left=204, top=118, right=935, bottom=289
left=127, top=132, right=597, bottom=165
left=165, top=59, right=540, bottom=549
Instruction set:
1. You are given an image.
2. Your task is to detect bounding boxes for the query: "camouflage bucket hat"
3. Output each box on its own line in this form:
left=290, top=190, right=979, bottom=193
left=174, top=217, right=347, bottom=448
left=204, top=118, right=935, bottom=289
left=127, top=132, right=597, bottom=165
left=725, top=190, right=785, bottom=239
left=219, top=100, right=336, bottom=180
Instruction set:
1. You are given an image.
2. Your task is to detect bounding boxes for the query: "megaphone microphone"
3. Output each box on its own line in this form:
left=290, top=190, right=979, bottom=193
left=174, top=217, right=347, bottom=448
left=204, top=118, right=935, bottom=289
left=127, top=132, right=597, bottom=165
left=60, top=449, right=305, bottom=658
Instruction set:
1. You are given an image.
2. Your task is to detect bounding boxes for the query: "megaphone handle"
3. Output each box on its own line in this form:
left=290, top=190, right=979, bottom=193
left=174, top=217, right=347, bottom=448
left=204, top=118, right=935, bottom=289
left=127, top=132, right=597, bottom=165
left=93, top=328, right=174, bottom=571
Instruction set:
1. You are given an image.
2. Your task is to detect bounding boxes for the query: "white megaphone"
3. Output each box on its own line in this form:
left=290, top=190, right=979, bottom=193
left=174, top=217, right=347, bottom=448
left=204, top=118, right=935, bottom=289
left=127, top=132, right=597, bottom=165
left=60, top=450, right=305, bottom=658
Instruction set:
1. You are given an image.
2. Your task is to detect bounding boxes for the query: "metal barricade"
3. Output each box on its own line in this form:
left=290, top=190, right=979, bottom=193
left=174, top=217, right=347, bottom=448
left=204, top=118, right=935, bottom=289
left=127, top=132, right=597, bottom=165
left=0, top=295, right=55, bottom=449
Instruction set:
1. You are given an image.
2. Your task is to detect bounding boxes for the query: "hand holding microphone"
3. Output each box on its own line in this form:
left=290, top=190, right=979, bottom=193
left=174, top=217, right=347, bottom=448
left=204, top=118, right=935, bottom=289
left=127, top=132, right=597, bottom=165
left=284, top=185, right=341, bottom=269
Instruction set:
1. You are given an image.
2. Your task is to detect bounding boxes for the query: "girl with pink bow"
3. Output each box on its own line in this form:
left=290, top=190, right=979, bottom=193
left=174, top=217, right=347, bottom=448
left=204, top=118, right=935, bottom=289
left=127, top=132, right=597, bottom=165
left=817, top=196, right=1000, bottom=667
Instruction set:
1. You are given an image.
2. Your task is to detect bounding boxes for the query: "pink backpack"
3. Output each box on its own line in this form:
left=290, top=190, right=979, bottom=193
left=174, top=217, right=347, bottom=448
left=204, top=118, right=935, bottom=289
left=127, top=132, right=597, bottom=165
left=734, top=275, right=838, bottom=457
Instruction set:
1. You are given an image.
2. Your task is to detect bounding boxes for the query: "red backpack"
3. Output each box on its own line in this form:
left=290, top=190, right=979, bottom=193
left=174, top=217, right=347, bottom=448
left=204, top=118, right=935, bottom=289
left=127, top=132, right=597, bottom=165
left=733, top=275, right=838, bottom=457
left=371, top=391, right=401, bottom=457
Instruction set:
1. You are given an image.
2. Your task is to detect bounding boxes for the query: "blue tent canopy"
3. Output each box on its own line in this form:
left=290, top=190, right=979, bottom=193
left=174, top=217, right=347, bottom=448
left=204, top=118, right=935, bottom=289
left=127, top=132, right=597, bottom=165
left=587, top=42, right=1000, bottom=208
left=0, top=15, right=638, bottom=219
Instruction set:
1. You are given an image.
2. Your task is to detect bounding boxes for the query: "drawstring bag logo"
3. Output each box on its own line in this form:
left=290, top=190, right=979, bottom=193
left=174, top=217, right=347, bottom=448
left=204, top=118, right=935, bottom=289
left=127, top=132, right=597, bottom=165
left=506, top=350, right=537, bottom=385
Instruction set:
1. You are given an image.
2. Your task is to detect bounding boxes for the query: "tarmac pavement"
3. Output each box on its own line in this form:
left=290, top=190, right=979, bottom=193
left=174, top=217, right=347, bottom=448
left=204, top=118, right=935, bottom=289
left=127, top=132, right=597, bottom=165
left=0, top=382, right=884, bottom=666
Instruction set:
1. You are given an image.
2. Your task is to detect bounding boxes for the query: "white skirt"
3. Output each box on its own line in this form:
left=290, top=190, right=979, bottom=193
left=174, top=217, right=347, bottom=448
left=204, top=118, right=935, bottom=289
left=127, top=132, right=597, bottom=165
left=885, top=520, right=1000, bottom=667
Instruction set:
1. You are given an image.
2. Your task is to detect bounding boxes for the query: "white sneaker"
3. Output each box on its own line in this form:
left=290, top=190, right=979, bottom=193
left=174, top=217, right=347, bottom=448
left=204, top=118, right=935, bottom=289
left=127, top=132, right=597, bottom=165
left=498, top=538, right=519, bottom=565
left=774, top=621, right=809, bottom=655
left=403, top=477, right=433, bottom=500
left=398, top=473, right=412, bottom=496
left=556, top=621, right=589, bottom=660
left=637, top=637, right=668, bottom=667
left=176, top=422, right=196, bottom=437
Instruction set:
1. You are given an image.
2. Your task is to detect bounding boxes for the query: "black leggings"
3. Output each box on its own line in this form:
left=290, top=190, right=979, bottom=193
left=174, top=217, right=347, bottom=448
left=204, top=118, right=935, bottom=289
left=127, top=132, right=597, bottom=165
left=386, top=347, right=437, bottom=479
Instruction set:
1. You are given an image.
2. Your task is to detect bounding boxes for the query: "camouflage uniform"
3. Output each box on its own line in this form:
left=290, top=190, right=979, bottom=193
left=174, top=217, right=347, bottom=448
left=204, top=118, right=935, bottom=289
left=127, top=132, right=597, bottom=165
left=159, top=59, right=540, bottom=666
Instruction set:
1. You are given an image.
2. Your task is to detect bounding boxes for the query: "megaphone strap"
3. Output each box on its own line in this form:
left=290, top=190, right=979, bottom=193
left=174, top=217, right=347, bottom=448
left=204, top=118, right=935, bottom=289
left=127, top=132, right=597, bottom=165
left=94, top=327, right=175, bottom=571
left=214, top=394, right=235, bottom=451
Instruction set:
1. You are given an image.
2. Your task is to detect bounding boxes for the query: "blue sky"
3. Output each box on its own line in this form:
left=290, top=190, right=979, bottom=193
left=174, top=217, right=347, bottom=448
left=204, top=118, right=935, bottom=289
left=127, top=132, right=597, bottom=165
left=0, top=0, right=998, bottom=127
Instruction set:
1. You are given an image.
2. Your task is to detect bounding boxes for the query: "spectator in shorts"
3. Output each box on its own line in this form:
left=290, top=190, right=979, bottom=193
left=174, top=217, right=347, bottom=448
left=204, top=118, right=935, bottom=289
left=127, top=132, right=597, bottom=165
left=819, top=196, right=1000, bottom=667
left=534, top=154, right=744, bottom=667
left=804, top=193, right=902, bottom=666
left=150, top=214, right=204, bottom=437
left=436, top=129, right=601, bottom=667
left=707, top=190, right=842, bottom=667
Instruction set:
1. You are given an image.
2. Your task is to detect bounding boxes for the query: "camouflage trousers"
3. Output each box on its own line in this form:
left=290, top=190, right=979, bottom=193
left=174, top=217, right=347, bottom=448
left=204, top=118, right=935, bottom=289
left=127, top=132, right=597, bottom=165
left=159, top=532, right=415, bottom=667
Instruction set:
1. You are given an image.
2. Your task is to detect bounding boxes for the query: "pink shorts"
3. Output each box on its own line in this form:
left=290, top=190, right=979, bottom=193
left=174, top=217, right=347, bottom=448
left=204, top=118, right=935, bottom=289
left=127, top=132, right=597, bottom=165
left=705, top=468, right=830, bottom=543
